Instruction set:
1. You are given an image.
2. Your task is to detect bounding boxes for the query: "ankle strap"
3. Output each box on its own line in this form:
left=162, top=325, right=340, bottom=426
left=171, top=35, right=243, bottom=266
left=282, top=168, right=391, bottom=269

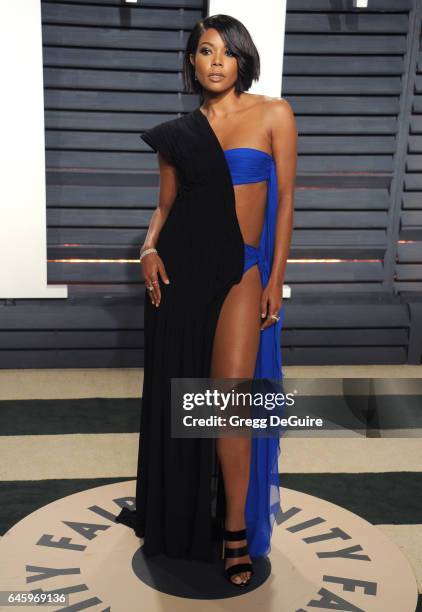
left=224, top=544, right=249, bottom=558
left=223, top=528, right=247, bottom=541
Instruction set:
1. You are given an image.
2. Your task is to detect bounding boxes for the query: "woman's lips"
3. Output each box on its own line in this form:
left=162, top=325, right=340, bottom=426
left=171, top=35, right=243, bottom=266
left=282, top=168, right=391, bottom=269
left=208, top=74, right=225, bottom=81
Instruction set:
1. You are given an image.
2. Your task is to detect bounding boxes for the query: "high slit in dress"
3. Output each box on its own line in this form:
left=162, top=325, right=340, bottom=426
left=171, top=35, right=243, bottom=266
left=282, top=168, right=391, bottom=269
left=115, top=108, right=285, bottom=563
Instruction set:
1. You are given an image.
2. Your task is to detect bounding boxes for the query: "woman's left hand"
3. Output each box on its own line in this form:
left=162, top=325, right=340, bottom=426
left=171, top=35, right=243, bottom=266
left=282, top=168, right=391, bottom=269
left=260, top=279, right=283, bottom=331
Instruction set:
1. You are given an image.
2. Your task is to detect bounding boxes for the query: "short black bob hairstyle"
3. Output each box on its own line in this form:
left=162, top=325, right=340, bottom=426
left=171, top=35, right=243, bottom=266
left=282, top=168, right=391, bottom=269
left=183, top=14, right=260, bottom=101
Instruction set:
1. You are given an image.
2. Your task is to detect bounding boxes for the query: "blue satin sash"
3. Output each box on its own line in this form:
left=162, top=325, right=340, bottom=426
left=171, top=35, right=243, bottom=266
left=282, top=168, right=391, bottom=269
left=224, top=147, right=285, bottom=559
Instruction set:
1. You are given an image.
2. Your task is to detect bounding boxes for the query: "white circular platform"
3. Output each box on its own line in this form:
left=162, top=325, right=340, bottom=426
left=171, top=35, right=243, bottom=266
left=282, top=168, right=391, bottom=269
left=0, top=481, right=418, bottom=611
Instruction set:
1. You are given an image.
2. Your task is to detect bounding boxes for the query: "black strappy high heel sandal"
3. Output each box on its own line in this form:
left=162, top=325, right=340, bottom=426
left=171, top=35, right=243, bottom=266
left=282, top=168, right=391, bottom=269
left=222, top=527, right=254, bottom=586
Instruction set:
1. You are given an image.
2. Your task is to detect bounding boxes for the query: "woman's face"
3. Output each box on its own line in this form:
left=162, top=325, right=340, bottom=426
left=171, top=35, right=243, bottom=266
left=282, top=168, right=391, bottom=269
left=190, top=28, right=238, bottom=93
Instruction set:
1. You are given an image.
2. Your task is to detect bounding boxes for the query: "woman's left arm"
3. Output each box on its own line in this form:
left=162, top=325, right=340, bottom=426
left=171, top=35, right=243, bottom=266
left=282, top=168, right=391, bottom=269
left=261, top=98, right=297, bottom=330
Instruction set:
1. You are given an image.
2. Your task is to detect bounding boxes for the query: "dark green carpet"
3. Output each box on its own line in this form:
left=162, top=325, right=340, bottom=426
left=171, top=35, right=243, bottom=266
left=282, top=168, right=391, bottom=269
left=1, top=472, right=421, bottom=536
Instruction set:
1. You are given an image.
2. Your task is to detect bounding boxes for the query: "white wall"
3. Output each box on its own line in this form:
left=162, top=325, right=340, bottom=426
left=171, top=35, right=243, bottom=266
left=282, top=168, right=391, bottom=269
left=0, top=0, right=67, bottom=298
left=207, top=0, right=287, bottom=97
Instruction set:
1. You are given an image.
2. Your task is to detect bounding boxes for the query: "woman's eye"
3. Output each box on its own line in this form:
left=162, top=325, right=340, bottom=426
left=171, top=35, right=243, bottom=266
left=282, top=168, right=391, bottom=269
left=199, top=47, right=235, bottom=57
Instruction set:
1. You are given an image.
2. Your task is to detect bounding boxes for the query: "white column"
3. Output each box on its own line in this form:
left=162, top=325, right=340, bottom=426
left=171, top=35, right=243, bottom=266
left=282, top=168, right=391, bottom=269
left=0, top=1, right=67, bottom=298
left=207, top=0, right=287, bottom=97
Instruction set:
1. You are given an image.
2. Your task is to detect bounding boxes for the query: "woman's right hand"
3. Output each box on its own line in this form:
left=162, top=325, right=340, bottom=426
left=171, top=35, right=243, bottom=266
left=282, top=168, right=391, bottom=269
left=141, top=251, right=170, bottom=307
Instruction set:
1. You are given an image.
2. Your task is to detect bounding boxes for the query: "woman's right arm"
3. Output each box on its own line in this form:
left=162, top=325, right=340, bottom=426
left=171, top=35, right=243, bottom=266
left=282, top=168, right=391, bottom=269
left=141, top=152, right=179, bottom=307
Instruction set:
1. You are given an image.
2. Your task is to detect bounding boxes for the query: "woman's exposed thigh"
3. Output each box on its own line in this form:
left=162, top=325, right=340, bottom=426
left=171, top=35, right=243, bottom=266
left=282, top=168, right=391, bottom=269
left=210, top=263, right=263, bottom=378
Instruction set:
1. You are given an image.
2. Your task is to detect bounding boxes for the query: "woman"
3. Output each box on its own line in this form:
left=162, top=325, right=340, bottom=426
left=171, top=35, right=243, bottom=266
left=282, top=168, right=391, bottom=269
left=115, top=14, right=297, bottom=587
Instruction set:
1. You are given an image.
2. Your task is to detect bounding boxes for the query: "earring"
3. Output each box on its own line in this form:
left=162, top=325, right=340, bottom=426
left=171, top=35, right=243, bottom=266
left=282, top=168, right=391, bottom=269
left=194, top=73, right=198, bottom=81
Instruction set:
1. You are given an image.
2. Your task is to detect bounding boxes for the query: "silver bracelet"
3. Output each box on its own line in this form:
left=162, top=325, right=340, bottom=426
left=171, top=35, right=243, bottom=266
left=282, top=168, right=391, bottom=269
left=139, top=247, right=157, bottom=262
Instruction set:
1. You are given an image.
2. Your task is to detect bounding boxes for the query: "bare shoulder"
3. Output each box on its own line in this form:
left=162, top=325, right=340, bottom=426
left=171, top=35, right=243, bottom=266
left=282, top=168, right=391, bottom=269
left=264, top=96, right=296, bottom=124
left=242, top=93, right=295, bottom=124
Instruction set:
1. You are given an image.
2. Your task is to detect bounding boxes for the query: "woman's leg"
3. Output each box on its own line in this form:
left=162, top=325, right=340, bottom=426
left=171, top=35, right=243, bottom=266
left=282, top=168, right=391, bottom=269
left=210, top=262, right=263, bottom=584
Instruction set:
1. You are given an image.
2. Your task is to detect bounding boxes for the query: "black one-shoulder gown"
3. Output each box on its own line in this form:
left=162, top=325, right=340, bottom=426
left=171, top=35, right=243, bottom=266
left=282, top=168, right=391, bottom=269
left=115, top=108, right=282, bottom=563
